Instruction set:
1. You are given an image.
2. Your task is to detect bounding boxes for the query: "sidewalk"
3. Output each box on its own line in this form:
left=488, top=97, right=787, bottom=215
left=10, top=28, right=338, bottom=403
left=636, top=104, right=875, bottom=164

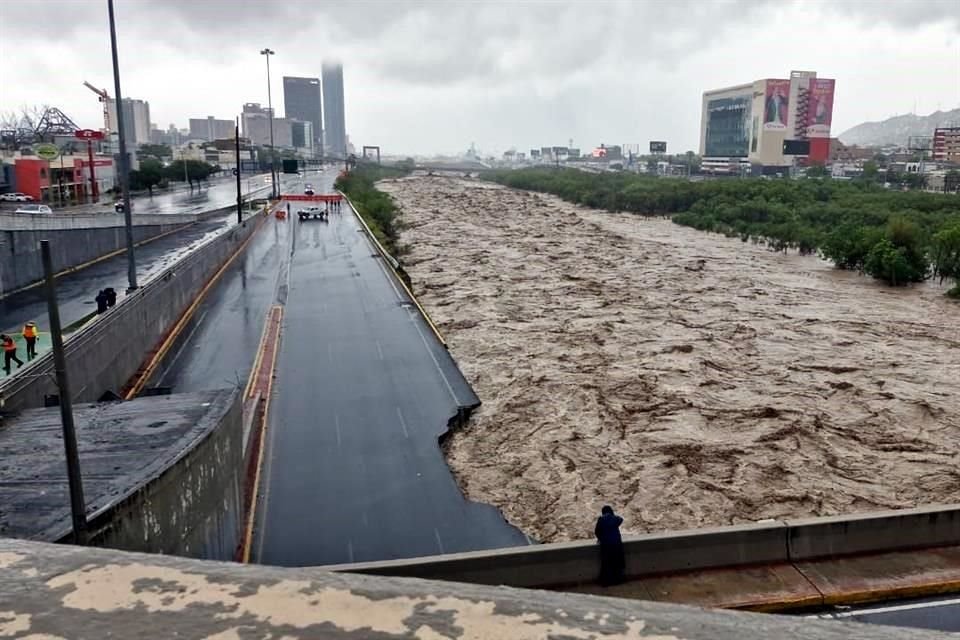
left=566, top=545, right=960, bottom=612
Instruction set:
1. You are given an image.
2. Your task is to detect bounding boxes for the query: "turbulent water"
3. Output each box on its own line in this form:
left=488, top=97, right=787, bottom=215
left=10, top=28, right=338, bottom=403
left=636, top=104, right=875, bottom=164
left=382, top=176, right=960, bottom=543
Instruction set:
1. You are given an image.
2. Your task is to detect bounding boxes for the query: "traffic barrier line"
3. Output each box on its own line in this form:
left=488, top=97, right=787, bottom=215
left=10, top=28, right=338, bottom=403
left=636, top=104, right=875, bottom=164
left=341, top=192, right=448, bottom=348
left=123, top=213, right=267, bottom=399
left=0, top=220, right=196, bottom=302
left=239, top=304, right=283, bottom=564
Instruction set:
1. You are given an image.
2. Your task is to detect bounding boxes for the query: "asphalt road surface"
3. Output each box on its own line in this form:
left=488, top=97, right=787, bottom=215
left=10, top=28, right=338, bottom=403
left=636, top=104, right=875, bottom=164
left=239, top=171, right=528, bottom=567
left=811, top=595, right=960, bottom=633
left=0, top=213, right=241, bottom=379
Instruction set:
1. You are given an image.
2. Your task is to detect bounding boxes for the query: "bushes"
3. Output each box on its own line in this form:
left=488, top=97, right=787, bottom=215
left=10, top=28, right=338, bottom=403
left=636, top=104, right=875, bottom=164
left=335, top=165, right=410, bottom=255
left=931, top=223, right=960, bottom=296
left=483, top=167, right=960, bottom=291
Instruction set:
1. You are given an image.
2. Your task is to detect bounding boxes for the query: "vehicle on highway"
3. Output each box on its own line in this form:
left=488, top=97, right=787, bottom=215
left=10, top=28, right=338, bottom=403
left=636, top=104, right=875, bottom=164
left=114, top=199, right=127, bottom=213
left=14, top=204, right=53, bottom=214
left=0, top=192, right=34, bottom=202
left=297, top=206, right=327, bottom=221
left=304, top=184, right=315, bottom=196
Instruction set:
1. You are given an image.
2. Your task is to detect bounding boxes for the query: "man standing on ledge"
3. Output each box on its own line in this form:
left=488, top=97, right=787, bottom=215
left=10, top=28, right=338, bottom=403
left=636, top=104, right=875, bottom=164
left=595, top=505, right=625, bottom=586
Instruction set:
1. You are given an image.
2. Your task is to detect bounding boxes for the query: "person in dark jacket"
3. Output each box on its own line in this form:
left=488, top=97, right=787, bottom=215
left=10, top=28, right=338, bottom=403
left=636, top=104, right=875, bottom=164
left=595, top=505, right=625, bottom=586
left=104, top=287, right=117, bottom=307
left=95, top=290, right=108, bottom=314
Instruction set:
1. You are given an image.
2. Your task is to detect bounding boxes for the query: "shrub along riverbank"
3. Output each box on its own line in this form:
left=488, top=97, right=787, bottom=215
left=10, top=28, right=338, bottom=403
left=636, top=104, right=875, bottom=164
left=335, top=164, right=411, bottom=256
left=485, top=168, right=960, bottom=295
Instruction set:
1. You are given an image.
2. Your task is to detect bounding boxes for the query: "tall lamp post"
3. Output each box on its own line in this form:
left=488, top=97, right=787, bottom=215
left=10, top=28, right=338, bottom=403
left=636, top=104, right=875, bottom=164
left=260, top=48, right=277, bottom=200
left=107, top=0, right=137, bottom=291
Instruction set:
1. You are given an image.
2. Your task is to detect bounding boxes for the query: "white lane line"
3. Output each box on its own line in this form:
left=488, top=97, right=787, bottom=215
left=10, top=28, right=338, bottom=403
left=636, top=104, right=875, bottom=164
left=158, top=308, right=209, bottom=385
left=408, top=312, right=460, bottom=405
left=335, top=413, right=342, bottom=449
left=347, top=540, right=355, bottom=563
left=813, top=597, right=960, bottom=618
left=396, top=407, right=410, bottom=438
left=434, top=528, right=445, bottom=554
left=376, top=340, right=385, bottom=361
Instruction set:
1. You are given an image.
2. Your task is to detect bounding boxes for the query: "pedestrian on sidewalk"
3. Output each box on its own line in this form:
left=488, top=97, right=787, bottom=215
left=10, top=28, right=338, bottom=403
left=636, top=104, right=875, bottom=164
left=21, top=322, right=39, bottom=360
left=104, top=287, right=117, bottom=307
left=595, top=505, right=625, bottom=586
left=95, top=290, right=109, bottom=314
left=1, top=334, right=24, bottom=374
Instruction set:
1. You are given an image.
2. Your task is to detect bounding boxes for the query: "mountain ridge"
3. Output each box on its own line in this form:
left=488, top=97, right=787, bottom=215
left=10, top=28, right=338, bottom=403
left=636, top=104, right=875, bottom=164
left=837, top=108, right=960, bottom=147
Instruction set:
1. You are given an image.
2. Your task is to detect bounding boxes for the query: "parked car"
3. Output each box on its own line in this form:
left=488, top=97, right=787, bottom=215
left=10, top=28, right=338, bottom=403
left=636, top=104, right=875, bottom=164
left=0, top=192, right=34, bottom=202
left=15, top=204, right=53, bottom=214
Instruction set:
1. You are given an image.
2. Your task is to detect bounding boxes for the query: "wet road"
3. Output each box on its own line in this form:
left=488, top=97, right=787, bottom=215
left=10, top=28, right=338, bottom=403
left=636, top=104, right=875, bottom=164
left=245, top=170, right=527, bottom=567
left=0, top=214, right=243, bottom=379
left=811, top=595, right=960, bottom=633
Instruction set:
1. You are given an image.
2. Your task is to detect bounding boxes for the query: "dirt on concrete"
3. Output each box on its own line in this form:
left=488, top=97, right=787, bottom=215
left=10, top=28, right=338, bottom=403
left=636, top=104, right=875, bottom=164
left=381, top=175, right=960, bottom=543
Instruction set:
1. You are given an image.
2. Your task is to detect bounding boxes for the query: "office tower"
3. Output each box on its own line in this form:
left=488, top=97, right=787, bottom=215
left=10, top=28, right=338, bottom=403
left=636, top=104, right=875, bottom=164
left=283, top=76, right=323, bottom=151
left=322, top=62, right=346, bottom=158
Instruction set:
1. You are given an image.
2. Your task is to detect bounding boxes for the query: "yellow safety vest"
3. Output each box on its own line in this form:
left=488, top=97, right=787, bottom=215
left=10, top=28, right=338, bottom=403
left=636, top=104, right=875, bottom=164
left=22, top=326, right=37, bottom=339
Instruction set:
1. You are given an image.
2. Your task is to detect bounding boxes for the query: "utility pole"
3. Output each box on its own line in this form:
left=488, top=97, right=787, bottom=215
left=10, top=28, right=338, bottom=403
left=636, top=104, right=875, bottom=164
left=107, top=0, right=137, bottom=291
left=41, top=240, right=88, bottom=545
left=235, top=118, right=243, bottom=225
left=260, top=48, right=277, bottom=199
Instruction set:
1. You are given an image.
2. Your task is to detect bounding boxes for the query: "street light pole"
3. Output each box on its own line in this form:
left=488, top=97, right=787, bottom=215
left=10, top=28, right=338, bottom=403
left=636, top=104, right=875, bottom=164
left=260, top=48, right=277, bottom=200
left=107, top=0, right=137, bottom=291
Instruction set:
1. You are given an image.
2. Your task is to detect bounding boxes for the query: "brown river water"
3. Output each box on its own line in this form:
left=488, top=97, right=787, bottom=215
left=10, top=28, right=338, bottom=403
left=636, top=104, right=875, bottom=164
left=380, top=176, right=960, bottom=543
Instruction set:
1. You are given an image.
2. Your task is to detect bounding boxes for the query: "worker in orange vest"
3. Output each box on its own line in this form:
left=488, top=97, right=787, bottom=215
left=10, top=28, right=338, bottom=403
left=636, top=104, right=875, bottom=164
left=1, top=334, right=24, bottom=374
left=22, top=321, right=39, bottom=360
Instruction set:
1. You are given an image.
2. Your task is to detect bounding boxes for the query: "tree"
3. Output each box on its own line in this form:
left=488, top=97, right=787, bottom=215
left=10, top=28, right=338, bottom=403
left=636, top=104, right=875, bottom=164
left=931, top=223, right=960, bottom=296
left=806, top=163, right=829, bottom=178
left=166, top=159, right=216, bottom=187
left=862, top=160, right=880, bottom=182
left=138, top=143, right=171, bottom=160
left=945, top=170, right=960, bottom=194
left=137, top=159, right=165, bottom=196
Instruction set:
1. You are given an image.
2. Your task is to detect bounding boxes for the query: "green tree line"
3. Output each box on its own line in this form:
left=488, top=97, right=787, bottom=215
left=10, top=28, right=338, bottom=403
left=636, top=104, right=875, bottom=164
left=485, top=168, right=960, bottom=296
left=128, top=159, right=220, bottom=195
left=334, top=163, right=411, bottom=256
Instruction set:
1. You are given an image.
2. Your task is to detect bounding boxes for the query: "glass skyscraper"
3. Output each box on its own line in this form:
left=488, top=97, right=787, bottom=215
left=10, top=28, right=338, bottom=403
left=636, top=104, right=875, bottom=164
left=283, top=76, right=322, bottom=152
left=322, top=62, right=346, bottom=158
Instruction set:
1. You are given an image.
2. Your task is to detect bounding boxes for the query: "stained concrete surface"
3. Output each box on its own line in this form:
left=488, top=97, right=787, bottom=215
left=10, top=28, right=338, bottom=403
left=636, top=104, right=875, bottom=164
left=0, top=390, right=239, bottom=557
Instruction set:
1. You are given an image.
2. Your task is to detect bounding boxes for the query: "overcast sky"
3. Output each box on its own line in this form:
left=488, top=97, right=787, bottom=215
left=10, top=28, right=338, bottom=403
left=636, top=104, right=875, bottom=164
left=1, top=0, right=958, bottom=156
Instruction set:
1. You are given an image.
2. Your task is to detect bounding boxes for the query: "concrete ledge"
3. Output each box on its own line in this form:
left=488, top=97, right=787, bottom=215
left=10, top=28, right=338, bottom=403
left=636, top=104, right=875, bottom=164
left=0, top=211, right=198, bottom=230
left=787, top=504, right=960, bottom=560
left=0, top=538, right=941, bottom=639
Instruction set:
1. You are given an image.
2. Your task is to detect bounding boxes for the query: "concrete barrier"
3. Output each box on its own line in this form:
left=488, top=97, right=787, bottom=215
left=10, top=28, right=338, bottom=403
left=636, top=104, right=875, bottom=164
left=330, top=506, right=960, bottom=589
left=0, top=210, right=266, bottom=412
left=787, top=504, right=960, bottom=561
left=0, top=211, right=198, bottom=230
left=0, top=218, right=193, bottom=295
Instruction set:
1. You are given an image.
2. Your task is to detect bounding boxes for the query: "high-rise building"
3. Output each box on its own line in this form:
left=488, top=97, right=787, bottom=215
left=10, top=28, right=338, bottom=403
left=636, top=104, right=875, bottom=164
left=107, top=98, right=151, bottom=145
left=322, top=62, right=346, bottom=158
left=188, top=116, right=234, bottom=142
left=699, top=70, right=835, bottom=173
left=291, top=120, right=314, bottom=152
left=283, top=77, right=323, bottom=151
left=932, top=127, right=960, bottom=165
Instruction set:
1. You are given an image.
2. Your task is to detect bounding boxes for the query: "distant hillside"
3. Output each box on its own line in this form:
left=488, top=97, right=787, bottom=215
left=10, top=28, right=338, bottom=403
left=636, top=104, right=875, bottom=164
left=838, top=108, right=960, bottom=147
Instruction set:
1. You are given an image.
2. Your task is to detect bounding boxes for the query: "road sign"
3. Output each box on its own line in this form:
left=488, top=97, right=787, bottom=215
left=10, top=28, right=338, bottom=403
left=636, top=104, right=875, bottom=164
left=75, top=129, right=106, bottom=141
left=232, top=168, right=239, bottom=176
left=34, top=143, right=60, bottom=160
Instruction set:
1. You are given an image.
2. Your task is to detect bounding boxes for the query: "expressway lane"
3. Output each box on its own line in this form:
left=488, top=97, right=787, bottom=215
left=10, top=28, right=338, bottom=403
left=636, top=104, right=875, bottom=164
left=250, top=170, right=527, bottom=567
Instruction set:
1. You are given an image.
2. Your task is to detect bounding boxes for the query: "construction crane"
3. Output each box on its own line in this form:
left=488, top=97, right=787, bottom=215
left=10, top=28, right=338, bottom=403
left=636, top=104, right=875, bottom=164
left=83, top=81, right=111, bottom=135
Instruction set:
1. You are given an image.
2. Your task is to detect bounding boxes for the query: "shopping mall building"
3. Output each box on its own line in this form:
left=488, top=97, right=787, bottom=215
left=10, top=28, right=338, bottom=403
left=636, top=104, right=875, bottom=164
left=699, top=70, right=835, bottom=175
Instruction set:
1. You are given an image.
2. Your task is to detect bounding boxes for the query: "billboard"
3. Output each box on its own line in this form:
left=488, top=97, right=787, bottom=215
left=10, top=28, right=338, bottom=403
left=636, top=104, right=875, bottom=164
left=763, top=79, right=790, bottom=130
left=649, top=141, right=667, bottom=153
left=530, top=149, right=541, bottom=158
left=805, top=78, right=835, bottom=138
left=783, top=139, right=810, bottom=155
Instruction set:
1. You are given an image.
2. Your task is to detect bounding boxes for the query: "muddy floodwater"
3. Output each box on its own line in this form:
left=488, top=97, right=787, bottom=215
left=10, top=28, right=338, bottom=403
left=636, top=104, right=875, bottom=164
left=381, top=176, right=960, bottom=543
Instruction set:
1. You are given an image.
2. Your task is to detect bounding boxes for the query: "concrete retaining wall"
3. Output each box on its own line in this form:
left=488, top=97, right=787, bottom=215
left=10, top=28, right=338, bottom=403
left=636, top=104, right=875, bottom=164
left=0, top=211, right=198, bottom=230
left=68, top=389, right=244, bottom=560
left=330, top=505, right=960, bottom=588
left=0, top=211, right=266, bottom=412
left=0, top=218, right=194, bottom=295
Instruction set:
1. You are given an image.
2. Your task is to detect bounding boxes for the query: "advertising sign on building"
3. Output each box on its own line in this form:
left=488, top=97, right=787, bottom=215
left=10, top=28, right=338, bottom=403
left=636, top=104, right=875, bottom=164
left=650, top=141, right=667, bottom=153
left=805, top=78, right=835, bottom=138
left=763, top=79, right=790, bottom=130
left=34, top=143, right=60, bottom=160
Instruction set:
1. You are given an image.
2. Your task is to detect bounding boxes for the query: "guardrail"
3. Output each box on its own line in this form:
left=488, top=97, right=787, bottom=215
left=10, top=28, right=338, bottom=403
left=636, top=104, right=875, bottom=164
left=327, top=503, right=960, bottom=589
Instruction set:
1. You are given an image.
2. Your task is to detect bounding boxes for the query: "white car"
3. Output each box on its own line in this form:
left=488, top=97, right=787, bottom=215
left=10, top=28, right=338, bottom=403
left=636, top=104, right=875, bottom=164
left=15, top=204, right=53, bottom=214
left=0, top=192, right=34, bottom=202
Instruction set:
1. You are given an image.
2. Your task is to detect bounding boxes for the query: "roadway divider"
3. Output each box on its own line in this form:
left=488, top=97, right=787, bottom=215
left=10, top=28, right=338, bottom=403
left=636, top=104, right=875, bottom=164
left=327, top=503, right=960, bottom=602
left=340, top=191, right=448, bottom=348
left=0, top=208, right=269, bottom=412
left=238, top=304, right=284, bottom=563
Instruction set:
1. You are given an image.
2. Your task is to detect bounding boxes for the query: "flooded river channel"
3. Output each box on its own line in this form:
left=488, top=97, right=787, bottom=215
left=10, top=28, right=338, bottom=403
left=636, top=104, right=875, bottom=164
left=382, top=176, right=959, bottom=543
